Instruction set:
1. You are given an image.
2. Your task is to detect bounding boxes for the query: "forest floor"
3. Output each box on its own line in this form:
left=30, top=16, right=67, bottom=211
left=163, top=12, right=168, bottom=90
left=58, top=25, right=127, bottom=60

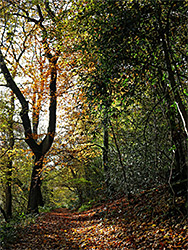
left=2, top=186, right=188, bottom=250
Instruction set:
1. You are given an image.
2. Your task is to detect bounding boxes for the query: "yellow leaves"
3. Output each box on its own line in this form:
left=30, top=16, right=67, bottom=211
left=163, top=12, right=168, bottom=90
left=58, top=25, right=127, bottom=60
left=88, top=62, right=95, bottom=73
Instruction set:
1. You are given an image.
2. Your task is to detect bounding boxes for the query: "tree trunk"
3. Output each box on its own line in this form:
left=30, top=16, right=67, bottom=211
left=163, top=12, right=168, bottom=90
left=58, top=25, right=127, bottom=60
left=160, top=74, right=187, bottom=197
left=169, top=113, right=187, bottom=196
left=158, top=20, right=188, bottom=199
left=103, top=102, right=111, bottom=195
left=0, top=18, right=58, bottom=214
left=0, top=205, right=7, bottom=222
left=5, top=161, right=12, bottom=219
left=109, top=119, right=129, bottom=195
left=27, top=155, right=44, bottom=213
left=5, top=93, right=14, bottom=219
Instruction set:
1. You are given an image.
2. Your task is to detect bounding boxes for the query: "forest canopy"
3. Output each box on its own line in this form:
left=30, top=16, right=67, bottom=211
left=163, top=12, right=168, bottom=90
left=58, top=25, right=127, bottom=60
left=0, top=0, right=187, bottom=221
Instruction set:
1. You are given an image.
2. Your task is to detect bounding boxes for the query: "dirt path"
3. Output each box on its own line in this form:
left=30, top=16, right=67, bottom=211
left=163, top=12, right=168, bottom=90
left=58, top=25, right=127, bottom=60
left=7, top=208, right=81, bottom=250
left=5, top=204, right=129, bottom=250
left=5, top=207, right=118, bottom=250
left=3, top=190, right=188, bottom=249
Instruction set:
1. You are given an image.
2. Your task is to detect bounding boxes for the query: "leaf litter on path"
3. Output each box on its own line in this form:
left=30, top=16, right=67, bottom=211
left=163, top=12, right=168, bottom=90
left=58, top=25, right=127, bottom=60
left=3, top=186, right=188, bottom=249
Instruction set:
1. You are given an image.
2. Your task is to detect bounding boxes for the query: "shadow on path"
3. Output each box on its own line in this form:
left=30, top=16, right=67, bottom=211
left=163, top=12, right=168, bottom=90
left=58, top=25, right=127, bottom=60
left=3, top=208, right=82, bottom=250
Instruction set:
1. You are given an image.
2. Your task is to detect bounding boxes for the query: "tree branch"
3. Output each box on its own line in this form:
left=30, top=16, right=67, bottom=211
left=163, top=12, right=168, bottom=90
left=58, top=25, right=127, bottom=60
left=0, top=48, right=40, bottom=154
left=0, top=205, right=7, bottom=222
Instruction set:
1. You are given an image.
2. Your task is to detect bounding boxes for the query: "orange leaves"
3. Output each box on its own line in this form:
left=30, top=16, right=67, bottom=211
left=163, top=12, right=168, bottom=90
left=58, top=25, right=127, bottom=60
left=7, top=187, right=188, bottom=250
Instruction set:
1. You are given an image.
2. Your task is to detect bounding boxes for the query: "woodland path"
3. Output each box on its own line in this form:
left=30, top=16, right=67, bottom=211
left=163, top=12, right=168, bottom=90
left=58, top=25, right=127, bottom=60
left=10, top=208, right=83, bottom=249
left=3, top=188, right=188, bottom=249
left=5, top=206, right=126, bottom=250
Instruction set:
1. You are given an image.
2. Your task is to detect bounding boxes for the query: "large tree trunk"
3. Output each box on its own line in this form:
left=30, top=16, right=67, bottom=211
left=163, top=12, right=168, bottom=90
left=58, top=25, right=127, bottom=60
left=0, top=2, right=59, bottom=216
left=27, top=154, right=44, bottom=213
left=0, top=44, right=58, bottom=214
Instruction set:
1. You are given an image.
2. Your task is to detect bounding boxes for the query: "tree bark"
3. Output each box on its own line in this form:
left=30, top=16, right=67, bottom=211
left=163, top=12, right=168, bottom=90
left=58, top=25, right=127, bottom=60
left=157, top=14, right=188, bottom=198
left=103, top=101, right=111, bottom=195
left=27, top=154, right=44, bottom=213
left=0, top=48, right=58, bottom=214
left=0, top=205, right=7, bottom=222
left=109, top=119, right=129, bottom=195
left=5, top=161, right=12, bottom=219
left=164, top=89, right=187, bottom=195
left=5, top=93, right=14, bottom=219
left=159, top=72, right=187, bottom=197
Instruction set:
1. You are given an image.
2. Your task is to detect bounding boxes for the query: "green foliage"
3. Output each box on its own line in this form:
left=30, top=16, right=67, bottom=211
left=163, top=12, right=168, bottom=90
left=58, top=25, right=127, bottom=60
left=0, top=92, right=32, bottom=216
left=78, top=202, right=93, bottom=212
left=0, top=212, right=37, bottom=248
left=2, top=186, right=188, bottom=249
left=0, top=0, right=187, bottom=215
left=63, top=0, right=188, bottom=202
left=0, top=222, right=16, bottom=248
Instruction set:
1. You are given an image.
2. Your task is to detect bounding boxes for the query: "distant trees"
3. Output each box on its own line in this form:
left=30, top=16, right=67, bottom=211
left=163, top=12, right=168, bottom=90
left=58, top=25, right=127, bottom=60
left=0, top=93, right=14, bottom=220
left=0, top=91, right=30, bottom=220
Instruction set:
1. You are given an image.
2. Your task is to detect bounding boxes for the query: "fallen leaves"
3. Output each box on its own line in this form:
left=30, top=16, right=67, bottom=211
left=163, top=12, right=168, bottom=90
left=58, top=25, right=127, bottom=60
left=4, top=186, right=188, bottom=250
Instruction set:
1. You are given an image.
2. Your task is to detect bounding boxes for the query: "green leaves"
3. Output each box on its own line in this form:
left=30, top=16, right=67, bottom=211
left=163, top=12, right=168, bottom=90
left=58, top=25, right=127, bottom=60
left=183, top=89, right=188, bottom=97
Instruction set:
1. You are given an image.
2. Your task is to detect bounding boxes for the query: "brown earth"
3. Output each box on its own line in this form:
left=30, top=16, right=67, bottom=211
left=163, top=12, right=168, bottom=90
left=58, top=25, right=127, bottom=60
left=3, top=186, right=188, bottom=249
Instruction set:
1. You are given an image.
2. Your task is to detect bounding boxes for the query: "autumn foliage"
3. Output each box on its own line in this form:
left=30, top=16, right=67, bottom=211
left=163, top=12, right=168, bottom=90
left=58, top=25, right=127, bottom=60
left=0, top=0, right=188, bottom=249
left=4, top=185, right=188, bottom=250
